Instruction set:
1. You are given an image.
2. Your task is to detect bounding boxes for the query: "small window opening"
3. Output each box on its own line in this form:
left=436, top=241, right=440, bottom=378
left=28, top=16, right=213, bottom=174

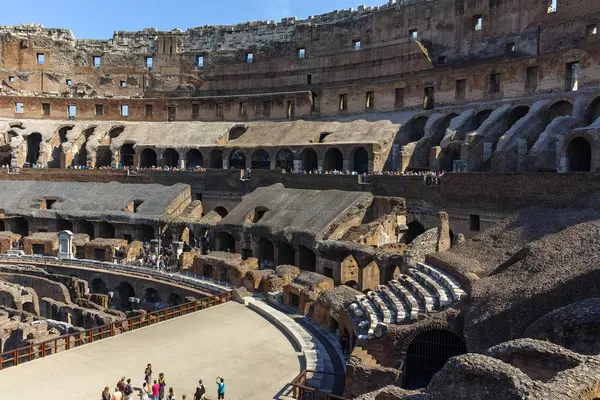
left=365, top=91, right=374, bottom=109
left=192, top=103, right=200, bottom=119
left=409, top=29, right=418, bottom=39
left=319, top=132, right=331, bottom=143
left=95, top=104, right=104, bottom=116
left=8, top=76, right=15, bottom=83
left=297, top=48, right=305, bottom=59
left=36, top=53, right=45, bottom=65
left=566, top=62, right=579, bottom=91
left=470, top=215, right=480, bottom=231
left=506, top=42, right=516, bottom=53
left=239, top=102, right=247, bottom=116
left=216, top=103, right=224, bottom=116
left=455, top=79, right=466, bottom=99
left=15, top=102, right=23, bottom=114
left=121, top=105, right=129, bottom=117
left=42, top=103, right=50, bottom=115
left=339, top=94, right=348, bottom=111
left=68, top=105, right=77, bottom=119
left=262, top=101, right=271, bottom=117
left=587, top=25, right=598, bottom=37
left=547, top=0, right=557, bottom=13
left=145, top=104, right=153, bottom=116
left=133, top=201, right=143, bottom=213
left=490, top=73, right=501, bottom=93
left=197, top=55, right=204, bottom=68
left=93, top=56, right=101, bottom=68
left=45, top=198, right=57, bottom=209
left=120, top=81, right=127, bottom=87
left=287, top=101, right=295, bottom=119
left=395, top=88, right=405, bottom=108
left=245, top=52, right=254, bottom=64
left=145, top=56, right=153, bottom=68
left=307, top=74, right=312, bottom=84
left=66, top=79, right=72, bottom=86
left=526, top=66, right=538, bottom=90
left=473, top=15, right=483, bottom=31
left=352, top=40, right=361, bottom=50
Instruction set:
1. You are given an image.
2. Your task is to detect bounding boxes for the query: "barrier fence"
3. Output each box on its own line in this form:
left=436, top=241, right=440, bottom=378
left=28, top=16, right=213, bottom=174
left=288, top=370, right=348, bottom=400
left=0, top=291, right=232, bottom=371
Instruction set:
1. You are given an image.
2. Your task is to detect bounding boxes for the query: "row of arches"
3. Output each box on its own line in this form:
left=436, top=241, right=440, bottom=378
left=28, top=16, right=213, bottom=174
left=89, top=279, right=183, bottom=310
left=117, top=146, right=370, bottom=173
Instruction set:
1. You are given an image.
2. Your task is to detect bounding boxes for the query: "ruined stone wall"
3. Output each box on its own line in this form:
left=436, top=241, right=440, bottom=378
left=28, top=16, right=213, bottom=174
left=0, top=0, right=598, bottom=119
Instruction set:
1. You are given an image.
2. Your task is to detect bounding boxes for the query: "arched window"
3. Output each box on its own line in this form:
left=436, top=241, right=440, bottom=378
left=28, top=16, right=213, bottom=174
left=162, top=148, right=179, bottom=168
left=185, top=149, right=203, bottom=169
left=26, top=133, right=42, bottom=165
left=324, top=148, right=343, bottom=171
left=140, top=148, right=158, bottom=168
left=276, top=149, right=294, bottom=171
left=120, top=143, right=135, bottom=167
left=229, top=149, right=246, bottom=169
left=209, top=149, right=223, bottom=169
left=301, top=148, right=318, bottom=172
left=251, top=149, right=270, bottom=169
left=352, top=147, right=369, bottom=173
left=567, top=137, right=592, bottom=172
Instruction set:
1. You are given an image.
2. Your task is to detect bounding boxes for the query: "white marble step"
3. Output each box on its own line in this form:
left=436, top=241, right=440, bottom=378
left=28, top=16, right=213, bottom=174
left=409, top=268, right=452, bottom=308
left=379, top=285, right=408, bottom=323
left=368, top=290, right=393, bottom=324
left=390, top=279, right=421, bottom=319
left=398, top=274, right=435, bottom=312
left=416, top=262, right=466, bottom=301
left=356, top=295, right=379, bottom=338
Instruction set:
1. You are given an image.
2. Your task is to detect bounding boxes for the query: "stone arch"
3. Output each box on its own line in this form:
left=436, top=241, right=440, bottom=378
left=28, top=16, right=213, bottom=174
left=98, top=222, right=115, bottom=238
left=214, top=206, right=228, bottom=217
left=432, top=114, right=459, bottom=148
left=324, top=148, right=343, bottom=171
left=79, top=220, right=95, bottom=239
left=185, top=149, right=203, bottom=169
left=474, top=109, right=492, bottom=129
left=507, top=106, right=530, bottom=132
left=26, top=133, right=42, bottom=165
left=351, top=147, right=369, bottom=173
left=300, top=148, right=318, bottom=172
left=209, top=149, right=223, bottom=169
left=143, top=287, right=159, bottom=304
left=216, top=231, right=235, bottom=252
left=404, top=221, right=426, bottom=244
left=140, top=148, right=158, bottom=168
left=139, top=225, right=155, bottom=242
left=251, top=149, right=270, bottom=169
left=167, top=293, right=183, bottom=306
left=439, top=142, right=462, bottom=172
left=56, top=219, right=73, bottom=232
left=9, top=217, right=28, bottom=237
left=405, top=116, right=429, bottom=143
left=229, top=126, right=247, bottom=141
left=229, top=149, right=246, bottom=169
left=566, top=136, right=592, bottom=172
left=162, top=148, right=179, bottom=168
left=120, top=143, right=135, bottom=167
left=276, top=149, right=294, bottom=171
left=585, top=96, right=600, bottom=126
left=402, top=327, right=467, bottom=389
left=95, top=148, right=112, bottom=168
left=277, top=241, right=295, bottom=265
left=360, top=261, right=380, bottom=292
left=547, top=100, right=573, bottom=124
left=116, top=282, right=135, bottom=308
left=299, top=245, right=316, bottom=272
left=90, top=278, right=108, bottom=294
left=340, top=255, right=359, bottom=285
left=258, top=237, right=275, bottom=266
left=109, top=126, right=124, bottom=141
left=0, top=220, right=5, bottom=231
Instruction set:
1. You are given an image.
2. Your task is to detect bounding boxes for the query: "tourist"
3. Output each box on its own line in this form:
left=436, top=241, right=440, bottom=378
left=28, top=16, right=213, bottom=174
left=135, top=383, right=150, bottom=400
left=123, top=379, right=134, bottom=400
left=216, top=377, right=225, bottom=399
left=194, top=379, right=206, bottom=400
left=111, top=387, right=123, bottom=400
left=158, top=373, right=166, bottom=400
left=152, top=380, right=160, bottom=400
left=145, top=364, right=153, bottom=386
left=117, top=377, right=126, bottom=393
left=167, top=387, right=176, bottom=400
left=340, top=332, right=349, bottom=357
left=102, top=386, right=111, bottom=400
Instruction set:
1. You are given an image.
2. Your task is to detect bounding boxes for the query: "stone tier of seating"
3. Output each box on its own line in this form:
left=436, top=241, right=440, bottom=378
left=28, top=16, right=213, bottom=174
left=350, top=262, right=466, bottom=340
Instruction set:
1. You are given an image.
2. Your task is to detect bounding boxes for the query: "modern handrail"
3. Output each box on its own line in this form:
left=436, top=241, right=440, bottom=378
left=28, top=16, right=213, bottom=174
left=0, top=291, right=232, bottom=371
left=288, top=369, right=348, bottom=400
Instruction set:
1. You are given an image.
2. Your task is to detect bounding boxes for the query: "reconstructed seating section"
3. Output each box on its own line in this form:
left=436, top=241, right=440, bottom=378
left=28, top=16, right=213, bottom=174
left=349, top=262, right=466, bottom=340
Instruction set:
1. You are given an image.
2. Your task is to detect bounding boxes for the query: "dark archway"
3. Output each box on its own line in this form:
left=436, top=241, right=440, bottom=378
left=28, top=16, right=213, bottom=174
left=432, top=114, right=459, bottom=148
left=95, top=147, right=112, bottom=168
left=474, top=110, right=492, bottom=129
left=140, top=148, right=158, bottom=168
left=301, top=148, right=318, bottom=172
left=209, top=149, right=223, bottom=169
left=229, top=149, right=246, bottom=169
left=258, top=237, right=274, bottom=266
left=214, top=207, right=228, bottom=218
left=251, top=149, right=270, bottom=169
left=56, top=219, right=73, bottom=232
left=216, top=232, right=235, bottom=253
left=585, top=96, right=600, bottom=126
left=22, top=302, right=36, bottom=314
left=403, top=329, right=467, bottom=389
left=440, top=144, right=462, bottom=172
left=116, top=282, right=136, bottom=309
left=167, top=293, right=183, bottom=306
left=98, top=222, right=115, bottom=238
left=352, top=147, right=369, bottom=173
left=404, top=221, right=426, bottom=244
left=162, top=148, right=179, bottom=168
left=185, top=149, right=203, bottom=169
left=299, top=245, right=316, bottom=272
left=406, top=117, right=428, bottom=142
left=0, top=220, right=5, bottom=231
left=109, top=127, right=124, bottom=141
left=277, top=242, right=296, bottom=265
left=143, top=288, right=160, bottom=304
left=79, top=220, right=95, bottom=239
left=324, top=148, right=343, bottom=171
left=507, top=106, right=530, bottom=129
left=140, top=225, right=155, bottom=242
left=566, top=137, right=592, bottom=172
left=10, top=217, right=28, bottom=237
left=547, top=100, right=573, bottom=123
left=229, top=126, right=247, bottom=141
left=276, top=149, right=294, bottom=172
left=26, top=133, right=42, bottom=165
left=90, top=278, right=108, bottom=295
left=120, top=143, right=135, bottom=167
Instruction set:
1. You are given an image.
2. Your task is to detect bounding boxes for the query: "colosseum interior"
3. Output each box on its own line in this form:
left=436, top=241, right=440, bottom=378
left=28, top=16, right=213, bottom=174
left=1, top=0, right=600, bottom=398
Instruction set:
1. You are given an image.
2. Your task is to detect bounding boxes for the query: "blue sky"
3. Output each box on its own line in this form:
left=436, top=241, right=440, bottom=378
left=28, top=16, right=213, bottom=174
left=3, top=0, right=379, bottom=39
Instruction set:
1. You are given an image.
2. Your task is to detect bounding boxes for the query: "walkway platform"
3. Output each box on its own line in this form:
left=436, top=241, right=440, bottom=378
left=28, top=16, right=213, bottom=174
left=0, top=302, right=301, bottom=400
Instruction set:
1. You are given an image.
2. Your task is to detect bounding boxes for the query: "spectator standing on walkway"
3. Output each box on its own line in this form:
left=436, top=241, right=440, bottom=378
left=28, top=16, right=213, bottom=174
left=117, top=377, right=126, bottom=393
left=167, top=387, right=176, bottom=400
left=145, top=364, right=153, bottom=387
left=152, top=380, right=160, bottom=400
left=111, top=388, right=123, bottom=400
left=194, top=380, right=206, bottom=400
left=216, top=377, right=226, bottom=400
left=158, top=373, right=166, bottom=400
left=123, top=379, right=134, bottom=400
left=102, top=386, right=111, bottom=400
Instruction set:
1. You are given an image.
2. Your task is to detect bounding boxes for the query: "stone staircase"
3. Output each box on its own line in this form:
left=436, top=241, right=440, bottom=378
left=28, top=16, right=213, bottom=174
left=350, top=262, right=466, bottom=340
left=351, top=346, right=379, bottom=367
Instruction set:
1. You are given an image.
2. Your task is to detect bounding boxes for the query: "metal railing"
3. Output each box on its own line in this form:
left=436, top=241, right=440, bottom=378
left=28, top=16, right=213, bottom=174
left=288, top=370, right=348, bottom=400
left=0, top=291, right=232, bottom=371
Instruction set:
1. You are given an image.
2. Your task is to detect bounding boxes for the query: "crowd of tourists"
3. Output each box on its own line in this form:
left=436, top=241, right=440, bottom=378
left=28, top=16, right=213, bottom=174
left=128, top=242, right=180, bottom=271
left=103, top=364, right=226, bottom=400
